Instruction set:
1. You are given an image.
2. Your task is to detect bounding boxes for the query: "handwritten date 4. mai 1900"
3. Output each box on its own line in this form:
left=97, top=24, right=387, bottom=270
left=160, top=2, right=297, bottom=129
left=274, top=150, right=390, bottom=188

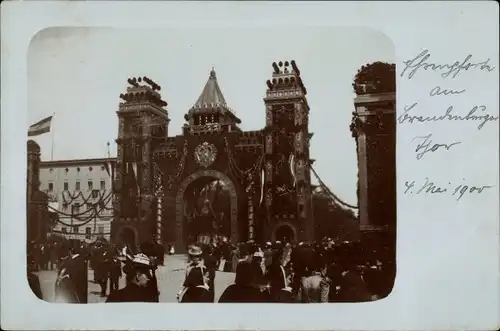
left=404, top=178, right=493, bottom=201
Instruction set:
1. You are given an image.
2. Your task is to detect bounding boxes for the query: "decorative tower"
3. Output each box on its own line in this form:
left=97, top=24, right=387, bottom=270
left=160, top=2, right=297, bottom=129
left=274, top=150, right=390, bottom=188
left=183, top=68, right=241, bottom=135
left=350, top=62, right=396, bottom=255
left=27, top=140, right=41, bottom=204
left=114, top=77, right=170, bottom=246
left=263, top=60, right=314, bottom=243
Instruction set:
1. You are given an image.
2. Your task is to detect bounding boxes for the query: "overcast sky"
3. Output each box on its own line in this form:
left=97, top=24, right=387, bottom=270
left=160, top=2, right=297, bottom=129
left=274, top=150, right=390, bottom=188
left=27, top=27, right=394, bottom=205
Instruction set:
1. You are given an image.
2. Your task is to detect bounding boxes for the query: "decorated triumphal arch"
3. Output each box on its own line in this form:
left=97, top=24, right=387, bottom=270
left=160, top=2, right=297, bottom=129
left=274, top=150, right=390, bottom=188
left=111, top=62, right=316, bottom=251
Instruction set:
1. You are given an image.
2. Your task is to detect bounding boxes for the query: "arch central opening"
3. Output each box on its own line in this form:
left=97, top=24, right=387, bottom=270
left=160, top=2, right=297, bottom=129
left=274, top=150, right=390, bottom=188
left=118, top=226, right=137, bottom=249
left=274, top=224, right=295, bottom=243
left=183, top=176, right=232, bottom=245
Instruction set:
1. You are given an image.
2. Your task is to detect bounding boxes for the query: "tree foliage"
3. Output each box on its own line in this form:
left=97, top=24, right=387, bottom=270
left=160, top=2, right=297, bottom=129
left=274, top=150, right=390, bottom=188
left=353, top=62, right=396, bottom=95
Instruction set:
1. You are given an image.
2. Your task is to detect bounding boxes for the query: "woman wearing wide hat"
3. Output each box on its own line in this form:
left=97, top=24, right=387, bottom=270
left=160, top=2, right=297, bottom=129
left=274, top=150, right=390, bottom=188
left=176, top=245, right=212, bottom=303
left=106, top=253, right=156, bottom=302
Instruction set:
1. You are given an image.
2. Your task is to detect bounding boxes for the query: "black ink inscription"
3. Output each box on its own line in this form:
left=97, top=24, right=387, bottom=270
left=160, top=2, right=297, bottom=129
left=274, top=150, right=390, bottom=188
left=403, top=178, right=448, bottom=195
left=398, top=102, right=499, bottom=130
left=452, top=184, right=493, bottom=201
left=416, top=177, right=448, bottom=194
left=404, top=179, right=494, bottom=201
left=412, top=133, right=461, bottom=160
left=429, top=86, right=466, bottom=97
left=404, top=180, right=415, bottom=194
left=401, top=49, right=495, bottom=80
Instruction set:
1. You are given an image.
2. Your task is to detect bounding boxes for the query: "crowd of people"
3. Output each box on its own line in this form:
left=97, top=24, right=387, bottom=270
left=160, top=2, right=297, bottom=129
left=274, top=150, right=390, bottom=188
left=173, top=238, right=395, bottom=303
left=27, top=236, right=395, bottom=304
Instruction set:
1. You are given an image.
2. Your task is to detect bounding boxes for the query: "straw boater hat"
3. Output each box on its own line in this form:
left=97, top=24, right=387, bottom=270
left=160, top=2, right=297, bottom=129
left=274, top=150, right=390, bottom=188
left=253, top=247, right=264, bottom=258
left=123, top=253, right=152, bottom=274
left=131, top=253, right=151, bottom=266
left=188, top=245, right=203, bottom=256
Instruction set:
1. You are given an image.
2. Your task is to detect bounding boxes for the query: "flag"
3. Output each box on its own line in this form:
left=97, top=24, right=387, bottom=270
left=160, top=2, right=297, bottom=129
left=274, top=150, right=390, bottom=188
left=28, top=115, right=53, bottom=137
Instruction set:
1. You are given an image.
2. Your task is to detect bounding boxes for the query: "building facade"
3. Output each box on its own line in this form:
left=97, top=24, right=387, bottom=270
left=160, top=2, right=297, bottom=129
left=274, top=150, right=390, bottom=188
left=112, top=62, right=316, bottom=251
left=39, top=158, right=116, bottom=242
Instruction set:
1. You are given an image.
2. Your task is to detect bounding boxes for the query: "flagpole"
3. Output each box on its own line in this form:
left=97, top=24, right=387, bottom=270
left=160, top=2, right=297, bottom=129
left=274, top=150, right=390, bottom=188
left=51, top=112, right=56, bottom=161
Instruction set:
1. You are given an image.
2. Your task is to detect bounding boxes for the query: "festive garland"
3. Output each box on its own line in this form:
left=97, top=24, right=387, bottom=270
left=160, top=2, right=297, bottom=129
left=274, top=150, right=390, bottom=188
left=224, top=137, right=264, bottom=181
left=49, top=190, right=112, bottom=219
left=49, top=193, right=113, bottom=227
left=163, top=140, right=188, bottom=190
left=61, top=188, right=109, bottom=205
left=309, top=165, right=358, bottom=211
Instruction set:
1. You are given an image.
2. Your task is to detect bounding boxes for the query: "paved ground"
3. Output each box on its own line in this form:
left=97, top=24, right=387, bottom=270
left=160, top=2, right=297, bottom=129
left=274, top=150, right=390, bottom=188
left=36, top=254, right=235, bottom=303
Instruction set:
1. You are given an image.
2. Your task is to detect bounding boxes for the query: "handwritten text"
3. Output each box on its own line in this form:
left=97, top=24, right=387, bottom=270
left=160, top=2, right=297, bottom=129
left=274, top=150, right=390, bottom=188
left=401, top=49, right=495, bottom=80
left=412, top=133, right=461, bottom=160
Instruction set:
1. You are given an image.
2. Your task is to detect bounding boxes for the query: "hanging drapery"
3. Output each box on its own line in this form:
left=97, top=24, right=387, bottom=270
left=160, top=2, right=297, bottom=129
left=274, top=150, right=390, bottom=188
left=248, top=195, right=254, bottom=240
left=153, top=162, right=164, bottom=245
left=246, top=181, right=254, bottom=241
left=259, top=169, right=265, bottom=205
left=289, top=153, right=296, bottom=187
left=131, top=162, right=140, bottom=194
left=156, top=196, right=162, bottom=244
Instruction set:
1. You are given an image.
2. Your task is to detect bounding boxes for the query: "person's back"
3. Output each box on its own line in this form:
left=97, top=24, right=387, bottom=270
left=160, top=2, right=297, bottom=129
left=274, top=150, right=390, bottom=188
left=218, top=284, right=266, bottom=303
left=219, top=262, right=267, bottom=303
left=338, top=270, right=372, bottom=302
left=298, top=274, right=331, bottom=303
left=106, top=282, right=150, bottom=302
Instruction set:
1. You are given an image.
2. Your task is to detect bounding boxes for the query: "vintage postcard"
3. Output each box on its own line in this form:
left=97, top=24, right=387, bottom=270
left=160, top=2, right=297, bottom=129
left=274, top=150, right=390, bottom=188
left=1, top=1, right=498, bottom=330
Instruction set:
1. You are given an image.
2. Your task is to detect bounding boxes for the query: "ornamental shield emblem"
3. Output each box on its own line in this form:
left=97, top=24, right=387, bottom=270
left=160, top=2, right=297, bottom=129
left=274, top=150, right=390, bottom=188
left=194, top=142, right=218, bottom=168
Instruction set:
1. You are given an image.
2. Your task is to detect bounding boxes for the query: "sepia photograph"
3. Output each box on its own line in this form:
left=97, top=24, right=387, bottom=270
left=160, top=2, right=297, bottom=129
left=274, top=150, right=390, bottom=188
left=26, top=27, right=396, bottom=304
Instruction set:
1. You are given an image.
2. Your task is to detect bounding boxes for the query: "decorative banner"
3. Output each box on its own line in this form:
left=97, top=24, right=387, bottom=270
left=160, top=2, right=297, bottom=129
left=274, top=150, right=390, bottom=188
left=156, top=196, right=162, bottom=244
left=48, top=202, right=59, bottom=211
left=259, top=169, right=265, bottom=205
left=131, top=162, right=140, bottom=195
left=289, top=153, right=296, bottom=187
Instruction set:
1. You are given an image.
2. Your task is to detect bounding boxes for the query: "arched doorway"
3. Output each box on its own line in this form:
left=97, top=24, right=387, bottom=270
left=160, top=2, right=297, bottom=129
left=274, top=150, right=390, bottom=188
left=273, top=222, right=296, bottom=243
left=117, top=226, right=137, bottom=251
left=175, top=170, right=238, bottom=250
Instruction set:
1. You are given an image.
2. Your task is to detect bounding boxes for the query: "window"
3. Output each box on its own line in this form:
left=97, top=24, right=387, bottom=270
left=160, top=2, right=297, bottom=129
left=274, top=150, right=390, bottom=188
left=100, top=180, right=106, bottom=190
left=85, top=227, right=92, bottom=240
left=61, top=227, right=67, bottom=233
left=48, top=183, right=54, bottom=191
left=98, top=226, right=105, bottom=234
left=91, top=190, right=99, bottom=199
left=88, top=181, right=93, bottom=190
left=63, top=182, right=68, bottom=191
left=75, top=181, right=80, bottom=191
left=73, top=203, right=80, bottom=214
left=62, top=203, right=68, bottom=211
left=73, top=226, right=79, bottom=233
left=86, top=203, right=92, bottom=210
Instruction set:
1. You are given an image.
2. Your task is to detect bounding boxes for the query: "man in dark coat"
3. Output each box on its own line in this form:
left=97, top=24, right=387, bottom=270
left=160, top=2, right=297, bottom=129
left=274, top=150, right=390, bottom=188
left=55, top=252, right=88, bottom=303
left=202, top=244, right=218, bottom=302
left=27, top=260, right=43, bottom=300
left=336, top=243, right=372, bottom=302
left=94, top=250, right=110, bottom=297
left=109, top=252, right=122, bottom=294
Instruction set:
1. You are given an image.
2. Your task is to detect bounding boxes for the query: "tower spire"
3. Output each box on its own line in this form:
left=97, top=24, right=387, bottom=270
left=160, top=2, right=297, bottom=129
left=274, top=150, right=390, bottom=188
left=193, top=68, right=227, bottom=108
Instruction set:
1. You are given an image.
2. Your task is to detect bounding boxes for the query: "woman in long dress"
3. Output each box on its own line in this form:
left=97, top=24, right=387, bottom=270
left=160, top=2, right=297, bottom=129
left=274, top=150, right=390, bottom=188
left=176, top=245, right=212, bottom=303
